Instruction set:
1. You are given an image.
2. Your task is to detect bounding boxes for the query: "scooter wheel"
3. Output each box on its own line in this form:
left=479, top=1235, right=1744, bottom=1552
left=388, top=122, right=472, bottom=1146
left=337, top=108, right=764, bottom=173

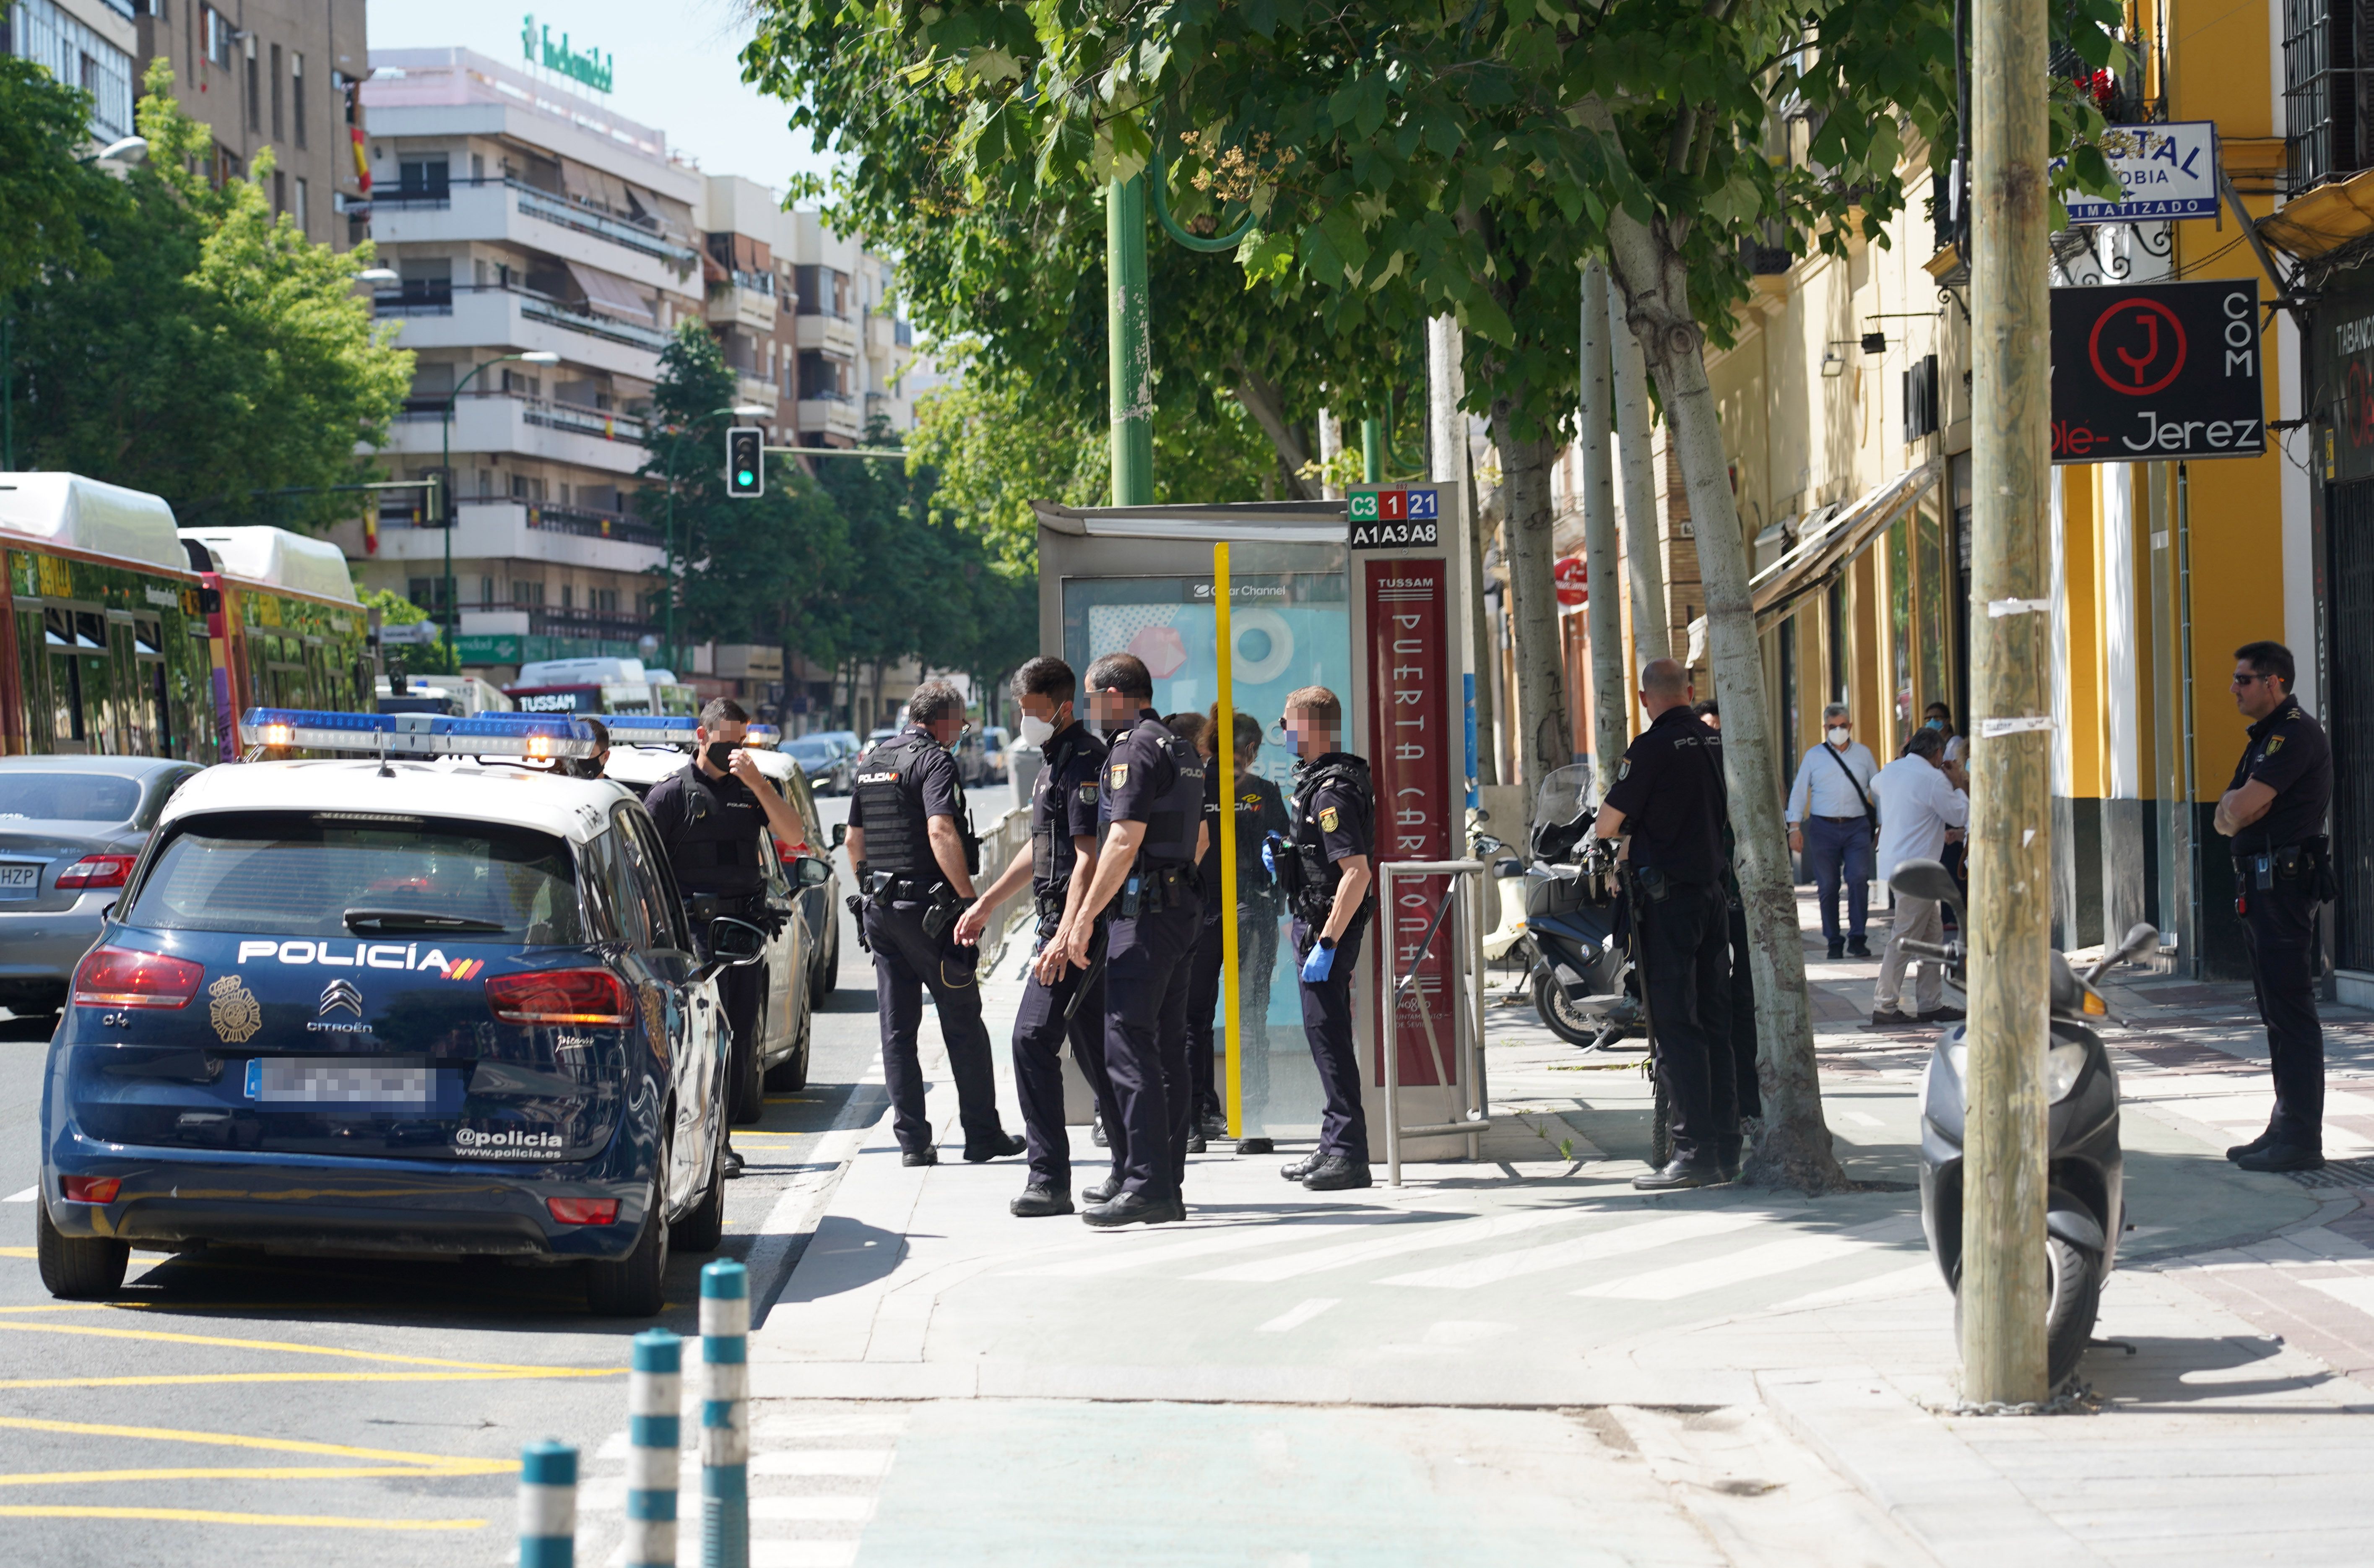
left=2044, top=1235, right=2102, bottom=1387
left=1532, top=971, right=1602, bottom=1048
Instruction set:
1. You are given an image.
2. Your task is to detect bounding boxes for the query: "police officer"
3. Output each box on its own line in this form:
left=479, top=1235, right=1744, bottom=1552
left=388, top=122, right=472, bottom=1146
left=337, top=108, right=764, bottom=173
left=954, top=657, right=1125, bottom=1216
left=1594, top=658, right=1738, bottom=1189
left=1062, top=653, right=1208, bottom=1228
left=645, top=699, right=807, bottom=1179
left=2216, top=640, right=2336, bottom=1174
left=845, top=681, right=1024, bottom=1168
left=1269, top=686, right=1376, bottom=1192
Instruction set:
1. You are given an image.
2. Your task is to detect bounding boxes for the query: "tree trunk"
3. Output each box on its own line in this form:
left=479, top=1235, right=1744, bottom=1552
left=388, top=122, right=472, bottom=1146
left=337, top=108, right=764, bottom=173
left=1316, top=408, right=1344, bottom=499
left=1599, top=198, right=1846, bottom=1194
left=1234, top=366, right=1323, bottom=500
left=1609, top=291, right=1670, bottom=664
left=1579, top=263, right=1628, bottom=801
left=1490, top=406, right=1566, bottom=791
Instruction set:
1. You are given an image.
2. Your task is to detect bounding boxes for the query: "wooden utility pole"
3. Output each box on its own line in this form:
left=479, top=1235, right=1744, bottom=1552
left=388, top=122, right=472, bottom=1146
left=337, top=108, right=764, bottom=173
left=1964, top=0, right=2054, bottom=1402
left=1580, top=263, right=1628, bottom=799
left=1609, top=290, right=1669, bottom=664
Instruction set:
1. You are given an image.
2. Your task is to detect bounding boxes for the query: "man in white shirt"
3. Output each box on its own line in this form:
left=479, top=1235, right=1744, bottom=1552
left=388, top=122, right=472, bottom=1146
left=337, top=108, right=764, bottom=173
left=1869, top=726, right=1970, bottom=1025
left=1785, top=703, right=1882, bottom=960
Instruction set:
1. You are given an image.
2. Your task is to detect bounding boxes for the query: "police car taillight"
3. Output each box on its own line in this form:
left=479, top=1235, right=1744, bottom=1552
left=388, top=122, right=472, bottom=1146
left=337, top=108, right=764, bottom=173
left=546, top=1196, right=618, bottom=1225
left=74, top=945, right=203, bottom=1009
left=62, top=1176, right=120, bottom=1204
left=486, top=968, right=634, bottom=1026
left=57, top=853, right=136, bottom=890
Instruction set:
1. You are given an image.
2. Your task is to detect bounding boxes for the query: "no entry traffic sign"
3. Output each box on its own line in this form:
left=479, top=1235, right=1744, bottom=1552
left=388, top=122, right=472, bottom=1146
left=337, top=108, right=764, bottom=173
left=2049, top=280, right=2265, bottom=463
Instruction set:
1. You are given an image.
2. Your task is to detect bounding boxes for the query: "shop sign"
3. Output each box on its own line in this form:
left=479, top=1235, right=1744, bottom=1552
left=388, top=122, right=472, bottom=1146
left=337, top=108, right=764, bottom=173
left=456, top=633, right=524, bottom=664
left=521, top=14, right=614, bottom=95
left=2316, top=276, right=2374, bottom=484
left=1349, top=486, right=1442, bottom=549
left=1365, top=559, right=1454, bottom=1088
left=2059, top=121, right=2220, bottom=225
left=2049, top=280, right=2264, bottom=464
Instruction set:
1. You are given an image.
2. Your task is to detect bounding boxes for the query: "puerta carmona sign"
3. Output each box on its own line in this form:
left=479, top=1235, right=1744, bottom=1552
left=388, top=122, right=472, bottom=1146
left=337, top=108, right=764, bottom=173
left=521, top=13, right=614, bottom=95
left=2050, top=280, right=2265, bottom=464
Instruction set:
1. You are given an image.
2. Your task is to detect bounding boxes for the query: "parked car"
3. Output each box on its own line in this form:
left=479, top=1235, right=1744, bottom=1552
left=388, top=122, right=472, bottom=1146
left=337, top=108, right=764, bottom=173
left=980, top=725, right=1011, bottom=784
left=0, top=757, right=202, bottom=1018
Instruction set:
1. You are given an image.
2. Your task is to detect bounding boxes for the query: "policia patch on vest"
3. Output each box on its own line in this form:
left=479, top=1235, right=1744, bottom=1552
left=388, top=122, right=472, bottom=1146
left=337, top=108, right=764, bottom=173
left=1079, top=783, right=1097, bottom=802
left=1109, top=762, right=1129, bottom=789
left=1318, top=806, right=1340, bottom=833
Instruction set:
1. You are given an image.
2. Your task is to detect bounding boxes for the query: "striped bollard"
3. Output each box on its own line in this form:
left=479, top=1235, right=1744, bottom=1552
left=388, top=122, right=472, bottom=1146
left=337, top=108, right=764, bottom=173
left=518, top=1439, right=577, bottom=1568
left=624, top=1328, right=681, bottom=1568
left=700, top=1259, right=750, bottom=1568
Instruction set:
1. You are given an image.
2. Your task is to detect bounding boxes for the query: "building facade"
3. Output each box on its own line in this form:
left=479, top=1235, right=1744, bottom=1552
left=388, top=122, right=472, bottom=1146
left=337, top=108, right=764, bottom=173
left=5, top=0, right=138, bottom=145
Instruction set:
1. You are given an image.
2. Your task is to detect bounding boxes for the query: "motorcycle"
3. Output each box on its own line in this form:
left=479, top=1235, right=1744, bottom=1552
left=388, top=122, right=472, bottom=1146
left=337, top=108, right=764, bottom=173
left=1477, top=763, right=1645, bottom=1052
left=1890, top=856, right=2158, bottom=1387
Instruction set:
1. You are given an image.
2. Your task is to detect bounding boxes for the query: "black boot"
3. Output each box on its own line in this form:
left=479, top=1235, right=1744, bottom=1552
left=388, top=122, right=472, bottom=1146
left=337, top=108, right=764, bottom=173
left=721, top=1145, right=746, bottom=1179
left=1714, top=1137, right=1742, bottom=1184
left=1300, top=1154, right=1373, bottom=1192
left=1081, top=1170, right=1123, bottom=1204
left=964, top=1130, right=1027, bottom=1162
left=1279, top=1152, right=1324, bottom=1182
left=1634, top=1154, right=1725, bottom=1191
left=1082, top=1190, right=1177, bottom=1228
left=2226, top=1127, right=2277, bottom=1162
left=1010, top=1182, right=1074, bottom=1217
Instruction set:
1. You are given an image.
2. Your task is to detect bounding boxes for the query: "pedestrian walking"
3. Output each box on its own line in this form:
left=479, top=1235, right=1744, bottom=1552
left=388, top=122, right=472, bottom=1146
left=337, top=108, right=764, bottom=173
left=1062, top=654, right=1209, bottom=1227
left=645, top=698, right=809, bottom=1179
left=845, top=682, right=1025, bottom=1168
left=1786, top=702, right=1881, bottom=959
left=1868, top=726, right=1969, bottom=1027
left=954, top=658, right=1124, bottom=1216
left=2215, top=641, right=2336, bottom=1174
left=1596, top=659, right=1738, bottom=1188
left=1270, top=686, right=1376, bottom=1191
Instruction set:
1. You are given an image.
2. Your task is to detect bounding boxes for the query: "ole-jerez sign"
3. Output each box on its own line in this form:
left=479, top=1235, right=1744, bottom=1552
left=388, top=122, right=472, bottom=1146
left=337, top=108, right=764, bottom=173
left=2049, top=280, right=2265, bottom=464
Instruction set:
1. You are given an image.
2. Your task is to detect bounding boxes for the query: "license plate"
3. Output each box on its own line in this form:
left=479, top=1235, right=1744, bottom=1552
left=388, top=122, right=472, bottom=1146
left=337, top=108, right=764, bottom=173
left=246, top=1057, right=433, bottom=1105
left=0, top=863, right=38, bottom=897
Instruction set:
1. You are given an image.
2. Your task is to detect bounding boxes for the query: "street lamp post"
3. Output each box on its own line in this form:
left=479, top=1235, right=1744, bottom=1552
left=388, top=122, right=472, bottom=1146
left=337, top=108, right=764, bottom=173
left=660, top=404, right=768, bottom=677
left=440, top=349, right=560, bottom=663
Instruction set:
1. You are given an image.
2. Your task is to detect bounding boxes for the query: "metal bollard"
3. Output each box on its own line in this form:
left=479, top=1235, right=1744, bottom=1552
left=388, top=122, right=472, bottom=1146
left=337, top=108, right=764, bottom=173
left=700, top=1259, right=750, bottom=1568
left=624, top=1328, right=681, bottom=1568
left=518, top=1439, right=577, bottom=1568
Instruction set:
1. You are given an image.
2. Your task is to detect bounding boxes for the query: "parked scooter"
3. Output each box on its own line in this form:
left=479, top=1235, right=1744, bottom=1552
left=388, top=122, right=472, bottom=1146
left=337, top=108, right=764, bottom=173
left=1890, top=857, right=2158, bottom=1386
left=1478, top=764, right=1644, bottom=1051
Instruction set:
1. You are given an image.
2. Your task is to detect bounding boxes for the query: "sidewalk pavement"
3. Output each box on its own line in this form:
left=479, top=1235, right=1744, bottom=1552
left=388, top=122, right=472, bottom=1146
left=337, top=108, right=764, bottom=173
left=577, top=899, right=2374, bottom=1566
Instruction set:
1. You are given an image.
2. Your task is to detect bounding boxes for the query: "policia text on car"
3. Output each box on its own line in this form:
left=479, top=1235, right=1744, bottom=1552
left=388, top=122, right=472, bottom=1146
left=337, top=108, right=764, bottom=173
left=645, top=697, right=807, bottom=1179
left=956, top=658, right=1129, bottom=1216
left=845, top=682, right=1025, bottom=1167
left=2215, top=640, right=2337, bottom=1175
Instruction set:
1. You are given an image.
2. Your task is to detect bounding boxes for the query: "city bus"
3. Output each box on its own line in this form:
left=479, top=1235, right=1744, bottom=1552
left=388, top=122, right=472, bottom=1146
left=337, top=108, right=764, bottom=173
left=178, top=525, right=375, bottom=759
left=505, top=656, right=700, bottom=718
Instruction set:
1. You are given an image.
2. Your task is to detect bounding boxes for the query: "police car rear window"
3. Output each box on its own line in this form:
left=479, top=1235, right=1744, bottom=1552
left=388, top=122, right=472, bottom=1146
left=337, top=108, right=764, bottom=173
left=125, top=811, right=583, bottom=943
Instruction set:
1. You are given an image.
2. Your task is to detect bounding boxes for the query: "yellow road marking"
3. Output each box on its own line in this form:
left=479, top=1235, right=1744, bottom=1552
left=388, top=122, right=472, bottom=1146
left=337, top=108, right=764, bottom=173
left=0, top=1505, right=485, bottom=1530
left=0, top=1371, right=619, bottom=1391
left=0, top=1247, right=35, bottom=1258
left=0, top=1462, right=511, bottom=1485
left=0, top=1414, right=514, bottom=1467
left=0, top=1319, right=613, bottom=1374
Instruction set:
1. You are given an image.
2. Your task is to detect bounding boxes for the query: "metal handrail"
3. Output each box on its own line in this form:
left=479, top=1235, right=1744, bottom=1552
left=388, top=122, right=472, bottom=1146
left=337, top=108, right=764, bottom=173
left=1376, top=858, right=1492, bottom=1186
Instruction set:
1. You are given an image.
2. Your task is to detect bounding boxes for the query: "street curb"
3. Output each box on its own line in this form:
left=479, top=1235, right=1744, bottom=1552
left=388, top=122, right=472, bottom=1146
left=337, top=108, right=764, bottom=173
left=745, top=1074, right=888, bottom=1330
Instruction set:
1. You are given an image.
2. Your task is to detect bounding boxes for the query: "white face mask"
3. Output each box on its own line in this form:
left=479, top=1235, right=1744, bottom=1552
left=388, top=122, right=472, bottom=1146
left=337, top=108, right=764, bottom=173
left=1019, top=714, right=1055, bottom=748
left=1827, top=726, right=1851, bottom=746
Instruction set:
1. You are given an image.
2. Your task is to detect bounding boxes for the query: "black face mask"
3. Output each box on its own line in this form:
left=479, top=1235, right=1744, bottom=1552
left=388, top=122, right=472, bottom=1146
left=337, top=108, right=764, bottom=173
left=705, top=742, right=736, bottom=771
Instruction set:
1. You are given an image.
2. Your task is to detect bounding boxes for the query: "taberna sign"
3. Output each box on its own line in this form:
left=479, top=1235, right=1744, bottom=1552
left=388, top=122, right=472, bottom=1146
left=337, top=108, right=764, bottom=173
left=2056, top=121, right=2220, bottom=225
left=2050, top=280, right=2265, bottom=464
left=2312, top=273, right=2374, bottom=484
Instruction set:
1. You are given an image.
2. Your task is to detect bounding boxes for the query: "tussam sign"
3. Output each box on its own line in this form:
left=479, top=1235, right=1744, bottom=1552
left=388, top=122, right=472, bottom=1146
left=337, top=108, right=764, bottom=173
left=2049, top=280, right=2265, bottom=465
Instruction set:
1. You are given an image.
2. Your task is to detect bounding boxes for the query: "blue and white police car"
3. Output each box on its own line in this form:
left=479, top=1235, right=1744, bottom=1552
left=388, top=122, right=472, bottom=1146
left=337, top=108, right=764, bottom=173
left=34, top=709, right=761, bottom=1316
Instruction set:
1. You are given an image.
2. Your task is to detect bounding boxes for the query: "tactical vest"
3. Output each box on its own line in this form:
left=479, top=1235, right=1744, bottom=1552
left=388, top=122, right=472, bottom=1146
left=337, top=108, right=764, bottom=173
left=849, top=730, right=938, bottom=877
left=1123, top=717, right=1207, bottom=867
left=665, top=766, right=767, bottom=899
left=1286, top=755, right=1373, bottom=922
left=1030, top=728, right=1102, bottom=902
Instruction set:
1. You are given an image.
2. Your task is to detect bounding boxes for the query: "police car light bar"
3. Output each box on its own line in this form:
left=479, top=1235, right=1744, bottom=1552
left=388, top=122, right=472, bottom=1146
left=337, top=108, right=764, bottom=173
left=604, top=716, right=780, bottom=749
left=238, top=708, right=600, bottom=760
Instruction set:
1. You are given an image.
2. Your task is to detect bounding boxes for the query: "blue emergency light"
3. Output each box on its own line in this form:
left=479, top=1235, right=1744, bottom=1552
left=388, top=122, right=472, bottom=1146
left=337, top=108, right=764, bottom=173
left=604, top=716, right=780, bottom=748
left=238, top=708, right=601, bottom=760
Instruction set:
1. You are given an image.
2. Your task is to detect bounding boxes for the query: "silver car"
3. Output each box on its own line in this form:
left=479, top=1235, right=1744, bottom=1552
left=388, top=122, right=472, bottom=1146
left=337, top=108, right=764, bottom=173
left=0, top=756, right=202, bottom=1016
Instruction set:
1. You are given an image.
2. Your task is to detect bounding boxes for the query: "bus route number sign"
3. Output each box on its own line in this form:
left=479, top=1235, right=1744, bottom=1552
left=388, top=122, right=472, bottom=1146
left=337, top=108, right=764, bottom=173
left=1349, top=487, right=1441, bottom=549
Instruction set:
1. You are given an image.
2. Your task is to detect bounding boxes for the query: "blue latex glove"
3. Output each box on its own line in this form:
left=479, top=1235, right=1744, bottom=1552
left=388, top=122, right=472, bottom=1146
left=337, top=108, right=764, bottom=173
left=1261, top=833, right=1281, bottom=879
left=1300, top=940, right=1335, bottom=982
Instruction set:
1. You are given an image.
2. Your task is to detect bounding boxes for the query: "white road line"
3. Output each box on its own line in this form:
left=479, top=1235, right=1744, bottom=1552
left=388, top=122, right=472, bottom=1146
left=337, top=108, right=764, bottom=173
left=1838, top=1112, right=1884, bottom=1128
left=1256, top=1298, right=1341, bottom=1333
left=750, top=1448, right=897, bottom=1478
left=2, top=1186, right=34, bottom=1204
left=1379, top=1210, right=1766, bottom=1290
left=1011, top=1217, right=1385, bottom=1278
left=1191, top=1202, right=1639, bottom=1284
left=751, top=1495, right=877, bottom=1522
left=1573, top=1216, right=1923, bottom=1301
left=750, top=1543, right=859, bottom=1568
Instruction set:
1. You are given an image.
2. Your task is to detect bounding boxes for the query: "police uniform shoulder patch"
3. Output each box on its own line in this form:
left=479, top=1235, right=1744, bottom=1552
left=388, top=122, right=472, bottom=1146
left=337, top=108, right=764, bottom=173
left=2265, top=734, right=2286, bottom=756
left=1617, top=759, right=1632, bottom=780
left=1318, top=805, right=1340, bottom=833
left=1078, top=783, right=1097, bottom=802
left=1109, top=762, right=1129, bottom=789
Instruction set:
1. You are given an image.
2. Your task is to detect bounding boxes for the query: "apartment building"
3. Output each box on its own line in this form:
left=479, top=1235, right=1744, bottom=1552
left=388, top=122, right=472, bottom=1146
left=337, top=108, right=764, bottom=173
left=130, top=0, right=372, bottom=247
left=4, top=0, right=138, bottom=145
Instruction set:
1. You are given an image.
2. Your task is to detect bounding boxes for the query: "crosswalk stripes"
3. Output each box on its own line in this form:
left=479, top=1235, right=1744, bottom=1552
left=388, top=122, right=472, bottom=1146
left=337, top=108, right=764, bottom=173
left=1191, top=1203, right=1623, bottom=1283
left=1377, top=1211, right=1765, bottom=1290
left=1572, top=1216, right=1924, bottom=1301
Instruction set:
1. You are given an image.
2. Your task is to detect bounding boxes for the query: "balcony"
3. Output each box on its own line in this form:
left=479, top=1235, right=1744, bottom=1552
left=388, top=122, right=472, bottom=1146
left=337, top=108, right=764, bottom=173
left=384, top=392, right=650, bottom=474
left=342, top=499, right=666, bottom=574
left=794, top=313, right=861, bottom=359
left=734, top=375, right=781, bottom=415
left=370, top=177, right=700, bottom=298
left=706, top=276, right=777, bottom=335
left=796, top=396, right=864, bottom=442
left=374, top=283, right=671, bottom=378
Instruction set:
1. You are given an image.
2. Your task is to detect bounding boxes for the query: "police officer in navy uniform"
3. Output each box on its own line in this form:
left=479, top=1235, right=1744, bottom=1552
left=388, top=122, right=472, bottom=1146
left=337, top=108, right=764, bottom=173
left=955, top=657, right=1125, bottom=1216
left=1268, top=686, right=1377, bottom=1191
left=2216, top=640, right=2337, bottom=1174
left=644, top=698, right=809, bottom=1179
left=844, top=681, right=1024, bottom=1168
left=1061, top=653, right=1209, bottom=1228
left=1595, top=658, right=1738, bottom=1190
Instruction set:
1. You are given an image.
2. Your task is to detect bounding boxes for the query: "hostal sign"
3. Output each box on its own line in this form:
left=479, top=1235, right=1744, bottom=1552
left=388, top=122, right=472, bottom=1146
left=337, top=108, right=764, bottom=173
left=2049, top=280, right=2265, bottom=464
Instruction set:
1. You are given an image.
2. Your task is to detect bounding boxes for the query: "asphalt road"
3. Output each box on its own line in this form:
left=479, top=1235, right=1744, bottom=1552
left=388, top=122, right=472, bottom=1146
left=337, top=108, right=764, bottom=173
left=0, top=788, right=906, bottom=1565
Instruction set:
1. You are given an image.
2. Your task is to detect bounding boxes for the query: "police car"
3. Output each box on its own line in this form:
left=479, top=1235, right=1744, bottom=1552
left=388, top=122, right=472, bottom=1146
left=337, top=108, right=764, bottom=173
left=34, top=710, right=759, bottom=1316
left=600, top=718, right=841, bottom=1107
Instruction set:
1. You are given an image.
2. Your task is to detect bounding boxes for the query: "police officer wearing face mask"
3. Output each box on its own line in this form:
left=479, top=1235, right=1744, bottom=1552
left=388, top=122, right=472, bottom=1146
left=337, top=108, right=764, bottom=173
left=845, top=681, right=1026, bottom=1168
left=955, top=657, right=1125, bottom=1216
left=1266, top=686, right=1376, bottom=1191
left=1061, top=653, right=1208, bottom=1227
left=564, top=717, right=611, bottom=781
left=644, top=699, right=809, bottom=1178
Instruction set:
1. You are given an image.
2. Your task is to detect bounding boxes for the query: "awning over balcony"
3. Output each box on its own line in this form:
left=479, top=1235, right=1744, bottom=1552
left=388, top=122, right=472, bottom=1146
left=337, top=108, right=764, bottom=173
left=2258, top=166, right=2374, bottom=259
left=566, top=260, right=656, bottom=323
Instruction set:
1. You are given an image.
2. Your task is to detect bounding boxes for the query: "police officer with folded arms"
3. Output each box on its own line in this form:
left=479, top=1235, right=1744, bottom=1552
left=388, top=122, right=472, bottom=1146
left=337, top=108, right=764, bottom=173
left=2215, top=640, right=2336, bottom=1174
left=1266, top=686, right=1376, bottom=1192
left=845, top=681, right=1024, bottom=1168
left=644, top=698, right=806, bottom=1179
left=1061, top=654, right=1208, bottom=1228
left=954, top=657, right=1126, bottom=1216
left=1594, top=658, right=1739, bottom=1189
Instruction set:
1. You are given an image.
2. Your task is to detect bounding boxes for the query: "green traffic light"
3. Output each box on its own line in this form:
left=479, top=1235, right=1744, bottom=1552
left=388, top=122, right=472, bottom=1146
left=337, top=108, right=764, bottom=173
left=737, top=470, right=755, bottom=485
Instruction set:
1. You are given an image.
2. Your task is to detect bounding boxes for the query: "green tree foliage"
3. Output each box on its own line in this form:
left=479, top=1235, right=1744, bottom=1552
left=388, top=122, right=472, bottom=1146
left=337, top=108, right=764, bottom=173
left=0, top=58, right=102, bottom=299
left=8, top=62, right=411, bottom=528
left=355, top=587, right=459, bottom=676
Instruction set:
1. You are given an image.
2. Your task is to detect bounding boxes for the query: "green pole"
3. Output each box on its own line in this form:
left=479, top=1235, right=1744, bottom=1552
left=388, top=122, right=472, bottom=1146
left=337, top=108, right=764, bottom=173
left=1107, top=174, right=1154, bottom=506
left=1361, top=418, right=1384, bottom=485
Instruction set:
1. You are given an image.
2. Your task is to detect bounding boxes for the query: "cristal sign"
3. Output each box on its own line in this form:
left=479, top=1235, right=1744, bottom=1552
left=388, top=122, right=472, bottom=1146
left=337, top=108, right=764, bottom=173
left=521, top=13, right=614, bottom=95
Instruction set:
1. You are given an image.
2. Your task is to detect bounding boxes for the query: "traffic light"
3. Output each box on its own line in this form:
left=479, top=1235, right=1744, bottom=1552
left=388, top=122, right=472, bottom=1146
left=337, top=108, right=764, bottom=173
left=726, top=427, right=764, bottom=498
